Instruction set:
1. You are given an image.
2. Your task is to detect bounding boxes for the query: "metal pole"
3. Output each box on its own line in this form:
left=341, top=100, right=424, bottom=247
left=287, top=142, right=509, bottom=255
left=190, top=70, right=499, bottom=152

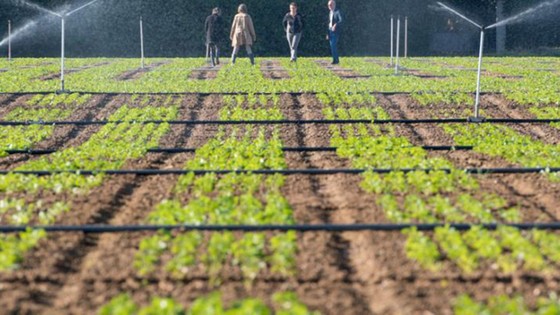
left=8, top=20, right=11, bottom=61
left=395, top=16, right=400, bottom=75
left=140, top=16, right=144, bottom=69
left=60, top=17, right=65, bottom=92
left=404, top=16, right=408, bottom=58
left=390, top=15, right=394, bottom=66
left=474, top=29, right=484, bottom=120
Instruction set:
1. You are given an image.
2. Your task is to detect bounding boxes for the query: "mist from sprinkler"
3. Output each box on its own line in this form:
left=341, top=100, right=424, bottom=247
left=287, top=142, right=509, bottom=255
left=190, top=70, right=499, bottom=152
left=6, top=0, right=102, bottom=93
left=436, top=0, right=560, bottom=122
left=486, top=0, right=560, bottom=29
left=0, top=20, right=37, bottom=48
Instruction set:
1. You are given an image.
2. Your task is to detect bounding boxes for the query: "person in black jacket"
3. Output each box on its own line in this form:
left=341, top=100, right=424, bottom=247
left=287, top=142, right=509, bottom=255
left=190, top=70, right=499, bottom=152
left=205, top=7, right=224, bottom=67
left=282, top=2, right=304, bottom=62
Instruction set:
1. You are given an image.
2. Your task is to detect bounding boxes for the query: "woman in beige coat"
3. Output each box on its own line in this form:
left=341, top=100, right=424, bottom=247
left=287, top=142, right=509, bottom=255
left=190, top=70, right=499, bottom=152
left=230, top=4, right=256, bottom=65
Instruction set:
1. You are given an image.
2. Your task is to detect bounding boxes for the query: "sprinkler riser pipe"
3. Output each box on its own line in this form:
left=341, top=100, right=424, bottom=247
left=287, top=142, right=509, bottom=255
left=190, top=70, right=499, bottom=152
left=475, top=29, right=484, bottom=119
left=60, top=17, right=65, bottom=92
left=395, top=17, right=400, bottom=75
left=140, top=17, right=144, bottom=69
left=8, top=20, right=11, bottom=61
left=390, top=16, right=394, bottom=65
left=404, top=16, right=408, bottom=58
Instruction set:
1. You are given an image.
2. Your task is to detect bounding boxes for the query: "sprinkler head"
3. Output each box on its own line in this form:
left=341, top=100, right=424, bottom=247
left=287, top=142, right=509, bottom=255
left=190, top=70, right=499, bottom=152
left=467, top=116, right=486, bottom=123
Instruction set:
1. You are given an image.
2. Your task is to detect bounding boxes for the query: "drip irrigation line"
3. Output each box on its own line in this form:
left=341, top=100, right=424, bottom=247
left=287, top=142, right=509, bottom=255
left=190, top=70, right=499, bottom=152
left=4, top=145, right=474, bottom=156
left=1, top=118, right=559, bottom=126
left=1, top=167, right=559, bottom=176
left=1, top=222, right=559, bottom=233
left=0, top=91, right=501, bottom=97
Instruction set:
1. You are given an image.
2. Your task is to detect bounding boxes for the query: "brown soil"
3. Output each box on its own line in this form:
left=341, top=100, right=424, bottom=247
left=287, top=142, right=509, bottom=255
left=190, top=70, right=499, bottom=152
left=260, top=60, right=290, bottom=80
left=115, top=61, right=171, bottom=81
left=0, top=93, right=559, bottom=314
left=402, top=69, right=448, bottom=80
left=364, top=58, right=392, bottom=69
left=315, top=60, right=371, bottom=79
left=38, top=62, right=111, bottom=81
left=188, top=64, right=223, bottom=80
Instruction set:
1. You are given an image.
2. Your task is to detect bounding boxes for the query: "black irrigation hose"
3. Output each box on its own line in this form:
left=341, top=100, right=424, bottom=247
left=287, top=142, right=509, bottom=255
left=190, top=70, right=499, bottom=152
left=1, top=167, right=559, bottom=176
left=1, top=222, right=559, bottom=234
left=1, top=118, right=559, bottom=126
left=4, top=146, right=474, bottom=155
left=0, top=91, right=501, bottom=96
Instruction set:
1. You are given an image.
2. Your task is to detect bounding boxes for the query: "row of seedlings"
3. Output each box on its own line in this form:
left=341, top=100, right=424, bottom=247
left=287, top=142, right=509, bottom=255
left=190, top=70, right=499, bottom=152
left=100, top=291, right=317, bottom=314
left=318, top=92, right=560, bottom=307
left=0, top=95, right=179, bottom=270
left=0, top=59, right=108, bottom=92
left=0, top=93, right=90, bottom=156
left=440, top=111, right=560, bottom=182
left=125, top=93, right=317, bottom=312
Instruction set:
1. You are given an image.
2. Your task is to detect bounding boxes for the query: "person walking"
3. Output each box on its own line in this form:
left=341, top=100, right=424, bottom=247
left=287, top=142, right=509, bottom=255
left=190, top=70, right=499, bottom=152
left=230, top=4, right=257, bottom=65
left=283, top=2, right=304, bottom=62
left=327, top=0, right=342, bottom=64
left=205, top=7, right=224, bottom=67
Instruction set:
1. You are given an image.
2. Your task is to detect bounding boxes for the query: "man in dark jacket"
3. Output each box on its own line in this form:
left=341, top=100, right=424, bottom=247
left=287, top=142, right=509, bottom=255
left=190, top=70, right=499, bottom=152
left=283, top=2, right=304, bottom=62
left=205, top=7, right=224, bottom=67
left=327, top=0, right=342, bottom=64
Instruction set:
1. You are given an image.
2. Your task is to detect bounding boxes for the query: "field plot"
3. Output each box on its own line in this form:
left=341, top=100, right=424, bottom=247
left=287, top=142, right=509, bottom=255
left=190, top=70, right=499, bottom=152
left=0, top=57, right=560, bottom=314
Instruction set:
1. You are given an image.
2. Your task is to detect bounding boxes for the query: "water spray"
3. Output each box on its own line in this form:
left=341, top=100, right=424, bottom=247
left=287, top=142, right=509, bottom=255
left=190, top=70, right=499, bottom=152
left=140, top=16, right=145, bottom=69
left=395, top=16, right=400, bottom=75
left=437, top=2, right=485, bottom=122
left=390, top=15, right=394, bottom=66
left=10, top=0, right=101, bottom=93
left=437, top=0, right=560, bottom=120
left=486, top=0, right=560, bottom=30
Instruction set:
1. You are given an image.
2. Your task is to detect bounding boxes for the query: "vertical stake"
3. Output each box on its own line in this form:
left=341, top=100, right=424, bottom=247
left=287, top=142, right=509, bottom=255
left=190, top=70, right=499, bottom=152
left=473, top=29, right=485, bottom=121
left=8, top=20, right=12, bottom=61
left=60, top=17, right=65, bottom=92
left=404, top=16, right=408, bottom=58
left=395, top=16, right=400, bottom=75
left=140, top=16, right=145, bottom=69
left=390, top=15, right=394, bottom=66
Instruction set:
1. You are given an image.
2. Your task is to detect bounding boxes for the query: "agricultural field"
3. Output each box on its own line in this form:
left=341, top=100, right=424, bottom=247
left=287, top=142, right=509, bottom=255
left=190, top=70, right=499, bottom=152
left=0, top=56, right=560, bottom=314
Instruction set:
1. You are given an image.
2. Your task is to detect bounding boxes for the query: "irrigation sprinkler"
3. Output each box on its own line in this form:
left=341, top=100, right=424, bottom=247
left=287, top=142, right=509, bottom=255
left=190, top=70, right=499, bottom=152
left=395, top=16, right=401, bottom=75
left=7, top=20, right=11, bottom=61
left=390, top=15, right=394, bottom=66
left=436, top=0, right=560, bottom=121
left=13, top=0, right=101, bottom=93
left=140, top=16, right=145, bottom=69
left=404, top=16, right=408, bottom=58
left=437, top=2, right=485, bottom=121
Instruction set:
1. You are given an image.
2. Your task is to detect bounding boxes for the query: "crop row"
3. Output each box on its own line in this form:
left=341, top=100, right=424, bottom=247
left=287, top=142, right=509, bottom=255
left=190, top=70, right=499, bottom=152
left=135, top=95, right=296, bottom=286
left=454, top=293, right=560, bottom=315
left=99, top=291, right=318, bottom=315
left=0, top=93, right=90, bottom=156
left=0, top=96, right=178, bottom=270
left=2, top=57, right=559, bottom=105
left=319, top=92, right=560, bottom=274
left=441, top=111, right=560, bottom=182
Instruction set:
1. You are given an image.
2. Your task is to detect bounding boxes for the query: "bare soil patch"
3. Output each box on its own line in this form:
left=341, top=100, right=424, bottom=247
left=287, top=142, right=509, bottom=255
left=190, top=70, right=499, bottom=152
left=260, top=60, right=290, bottom=80
left=315, top=60, right=371, bottom=79
left=115, top=60, right=171, bottom=81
